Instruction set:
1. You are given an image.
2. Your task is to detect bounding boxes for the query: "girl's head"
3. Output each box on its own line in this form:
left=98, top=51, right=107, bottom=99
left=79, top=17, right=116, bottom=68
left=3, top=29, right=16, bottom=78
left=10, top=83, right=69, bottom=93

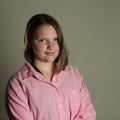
left=24, top=13, right=68, bottom=73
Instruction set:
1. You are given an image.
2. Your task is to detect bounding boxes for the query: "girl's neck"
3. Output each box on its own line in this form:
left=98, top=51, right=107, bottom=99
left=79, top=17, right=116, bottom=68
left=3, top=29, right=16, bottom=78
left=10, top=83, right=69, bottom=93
left=34, top=60, right=55, bottom=81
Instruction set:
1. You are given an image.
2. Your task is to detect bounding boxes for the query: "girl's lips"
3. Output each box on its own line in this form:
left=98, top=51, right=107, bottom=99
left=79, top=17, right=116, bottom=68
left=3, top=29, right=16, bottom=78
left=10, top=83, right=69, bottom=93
left=45, top=52, right=55, bottom=56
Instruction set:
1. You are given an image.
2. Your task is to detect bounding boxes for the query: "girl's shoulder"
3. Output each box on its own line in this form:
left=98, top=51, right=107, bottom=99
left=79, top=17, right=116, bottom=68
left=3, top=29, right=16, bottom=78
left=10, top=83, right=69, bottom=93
left=64, top=64, right=84, bottom=82
left=8, top=63, right=30, bottom=83
left=62, top=64, right=84, bottom=89
left=65, top=64, right=83, bottom=75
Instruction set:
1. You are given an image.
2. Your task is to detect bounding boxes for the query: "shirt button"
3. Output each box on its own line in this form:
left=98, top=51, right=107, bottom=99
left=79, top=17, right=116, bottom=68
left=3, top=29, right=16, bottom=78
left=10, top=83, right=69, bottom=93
left=58, top=104, right=62, bottom=108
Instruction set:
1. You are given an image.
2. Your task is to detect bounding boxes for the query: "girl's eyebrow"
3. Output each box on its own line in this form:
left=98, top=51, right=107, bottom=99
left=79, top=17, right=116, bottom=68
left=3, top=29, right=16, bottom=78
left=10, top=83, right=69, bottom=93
left=37, top=36, right=58, bottom=39
left=35, top=36, right=47, bottom=39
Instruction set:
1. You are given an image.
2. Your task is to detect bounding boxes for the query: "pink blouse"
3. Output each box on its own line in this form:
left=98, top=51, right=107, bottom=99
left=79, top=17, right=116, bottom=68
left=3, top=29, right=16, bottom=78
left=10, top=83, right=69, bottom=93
left=6, top=62, right=96, bottom=120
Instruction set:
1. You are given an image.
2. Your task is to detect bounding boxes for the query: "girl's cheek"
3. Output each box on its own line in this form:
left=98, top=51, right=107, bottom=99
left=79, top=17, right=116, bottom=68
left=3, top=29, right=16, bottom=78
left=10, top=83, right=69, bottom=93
left=36, top=44, right=45, bottom=50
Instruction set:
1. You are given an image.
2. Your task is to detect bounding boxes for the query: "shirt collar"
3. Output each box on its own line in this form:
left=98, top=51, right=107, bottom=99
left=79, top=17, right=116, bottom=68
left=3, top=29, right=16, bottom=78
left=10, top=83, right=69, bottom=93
left=21, top=62, right=36, bottom=80
left=21, top=62, right=68, bottom=80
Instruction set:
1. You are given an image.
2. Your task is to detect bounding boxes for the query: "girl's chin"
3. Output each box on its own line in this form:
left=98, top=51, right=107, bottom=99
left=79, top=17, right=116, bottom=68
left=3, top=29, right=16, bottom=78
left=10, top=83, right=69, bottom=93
left=39, top=58, right=55, bottom=63
left=35, top=55, right=58, bottom=63
left=45, top=56, right=57, bottom=62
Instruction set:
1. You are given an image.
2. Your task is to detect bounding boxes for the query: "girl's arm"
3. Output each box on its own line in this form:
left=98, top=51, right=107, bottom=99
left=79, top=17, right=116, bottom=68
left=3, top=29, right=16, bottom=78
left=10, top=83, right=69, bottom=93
left=6, top=77, right=34, bottom=120
left=74, top=68, right=96, bottom=120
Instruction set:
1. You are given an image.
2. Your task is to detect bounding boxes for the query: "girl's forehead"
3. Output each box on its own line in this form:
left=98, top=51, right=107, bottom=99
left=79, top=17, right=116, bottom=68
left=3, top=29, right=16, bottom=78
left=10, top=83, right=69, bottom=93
left=37, top=24, right=54, bottom=30
left=35, top=25, right=57, bottom=36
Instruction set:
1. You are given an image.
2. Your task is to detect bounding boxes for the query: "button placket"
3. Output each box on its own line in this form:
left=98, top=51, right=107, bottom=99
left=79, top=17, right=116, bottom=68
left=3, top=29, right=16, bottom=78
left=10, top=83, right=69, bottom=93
left=57, top=92, right=63, bottom=107
left=50, top=74, right=66, bottom=120
left=54, top=88, right=66, bottom=120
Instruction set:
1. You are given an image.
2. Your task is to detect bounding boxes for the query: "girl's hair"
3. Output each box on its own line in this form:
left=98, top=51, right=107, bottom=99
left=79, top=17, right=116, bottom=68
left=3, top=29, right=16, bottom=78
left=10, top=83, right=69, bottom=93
left=24, top=13, right=68, bottom=73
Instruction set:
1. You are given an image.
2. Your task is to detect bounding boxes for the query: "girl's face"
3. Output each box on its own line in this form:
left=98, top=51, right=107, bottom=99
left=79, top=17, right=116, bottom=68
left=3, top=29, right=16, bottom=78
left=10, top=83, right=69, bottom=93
left=33, top=24, right=59, bottom=64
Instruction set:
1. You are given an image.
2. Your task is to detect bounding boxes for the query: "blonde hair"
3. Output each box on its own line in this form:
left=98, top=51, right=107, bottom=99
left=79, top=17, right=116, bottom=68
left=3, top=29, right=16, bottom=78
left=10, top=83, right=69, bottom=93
left=24, top=14, right=68, bottom=73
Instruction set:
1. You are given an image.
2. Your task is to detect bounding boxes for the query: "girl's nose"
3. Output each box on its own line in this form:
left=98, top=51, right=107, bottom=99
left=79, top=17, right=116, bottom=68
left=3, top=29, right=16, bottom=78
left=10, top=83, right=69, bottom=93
left=48, top=42, right=54, bottom=50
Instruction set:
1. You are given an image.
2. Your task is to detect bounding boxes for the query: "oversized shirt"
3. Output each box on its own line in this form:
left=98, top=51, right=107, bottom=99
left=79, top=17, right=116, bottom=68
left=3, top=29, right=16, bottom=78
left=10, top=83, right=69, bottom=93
left=6, top=62, right=96, bottom=120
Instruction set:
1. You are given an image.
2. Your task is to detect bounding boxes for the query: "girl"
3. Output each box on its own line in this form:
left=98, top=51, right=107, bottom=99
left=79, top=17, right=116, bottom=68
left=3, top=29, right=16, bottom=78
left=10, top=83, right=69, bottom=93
left=6, top=14, right=96, bottom=120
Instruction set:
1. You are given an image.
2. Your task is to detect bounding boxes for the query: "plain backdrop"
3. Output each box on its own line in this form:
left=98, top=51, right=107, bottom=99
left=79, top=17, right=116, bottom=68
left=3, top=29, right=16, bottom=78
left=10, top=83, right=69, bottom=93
left=0, top=0, right=120, bottom=120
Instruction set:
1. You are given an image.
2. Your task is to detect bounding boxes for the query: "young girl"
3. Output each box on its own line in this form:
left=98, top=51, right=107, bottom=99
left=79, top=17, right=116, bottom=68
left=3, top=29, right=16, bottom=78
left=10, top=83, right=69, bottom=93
left=6, top=14, right=96, bottom=120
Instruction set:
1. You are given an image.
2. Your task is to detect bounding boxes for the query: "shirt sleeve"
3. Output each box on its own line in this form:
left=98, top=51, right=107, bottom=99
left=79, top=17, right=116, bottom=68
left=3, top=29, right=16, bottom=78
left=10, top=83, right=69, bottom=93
left=6, top=76, right=34, bottom=120
left=74, top=68, right=96, bottom=120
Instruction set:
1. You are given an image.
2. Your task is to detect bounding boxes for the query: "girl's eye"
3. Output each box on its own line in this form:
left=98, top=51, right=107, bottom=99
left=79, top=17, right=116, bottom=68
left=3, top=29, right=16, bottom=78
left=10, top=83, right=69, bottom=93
left=38, top=39, right=47, bottom=43
left=54, top=38, right=58, bottom=42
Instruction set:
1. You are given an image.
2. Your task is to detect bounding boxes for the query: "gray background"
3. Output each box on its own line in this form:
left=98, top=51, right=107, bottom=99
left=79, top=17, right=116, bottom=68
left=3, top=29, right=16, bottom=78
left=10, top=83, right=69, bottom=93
left=0, top=0, right=120, bottom=120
